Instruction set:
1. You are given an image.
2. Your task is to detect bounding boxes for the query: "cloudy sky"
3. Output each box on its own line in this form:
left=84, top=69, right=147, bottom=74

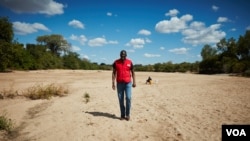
left=0, top=0, right=249, bottom=65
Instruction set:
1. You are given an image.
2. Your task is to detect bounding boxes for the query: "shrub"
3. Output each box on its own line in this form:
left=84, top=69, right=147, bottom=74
left=232, top=62, right=246, bottom=73
left=23, top=83, right=69, bottom=100
left=0, top=83, right=18, bottom=99
left=83, top=92, right=90, bottom=103
left=0, top=89, right=18, bottom=99
left=243, top=70, right=250, bottom=77
left=0, top=112, right=15, bottom=132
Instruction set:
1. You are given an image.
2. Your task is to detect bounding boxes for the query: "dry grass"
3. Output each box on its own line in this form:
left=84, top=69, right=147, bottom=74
left=23, top=83, right=69, bottom=100
left=0, top=83, right=69, bottom=100
left=0, top=83, right=19, bottom=99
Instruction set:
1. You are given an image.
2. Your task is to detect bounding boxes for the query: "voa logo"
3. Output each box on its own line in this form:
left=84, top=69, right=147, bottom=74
left=226, top=129, right=246, bottom=136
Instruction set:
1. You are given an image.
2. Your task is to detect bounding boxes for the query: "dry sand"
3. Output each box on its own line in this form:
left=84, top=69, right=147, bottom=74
left=0, top=70, right=249, bottom=141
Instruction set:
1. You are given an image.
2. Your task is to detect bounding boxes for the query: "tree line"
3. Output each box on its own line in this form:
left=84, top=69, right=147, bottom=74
left=0, top=17, right=250, bottom=76
left=0, top=17, right=99, bottom=71
left=199, top=31, right=250, bottom=76
left=137, top=30, right=250, bottom=77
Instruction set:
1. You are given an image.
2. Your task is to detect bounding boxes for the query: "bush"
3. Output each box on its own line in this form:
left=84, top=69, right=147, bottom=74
left=232, top=62, right=246, bottom=73
left=243, top=70, right=250, bottom=77
left=0, top=112, right=14, bottom=132
left=83, top=92, right=90, bottom=103
left=199, top=58, right=222, bottom=74
left=0, top=83, right=18, bottom=99
left=23, top=83, right=69, bottom=100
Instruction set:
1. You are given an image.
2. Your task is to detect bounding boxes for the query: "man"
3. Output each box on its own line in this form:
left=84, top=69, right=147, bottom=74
left=112, top=50, right=136, bottom=121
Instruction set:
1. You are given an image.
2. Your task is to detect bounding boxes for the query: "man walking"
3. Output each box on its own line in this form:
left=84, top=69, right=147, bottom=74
left=112, top=50, right=136, bottom=121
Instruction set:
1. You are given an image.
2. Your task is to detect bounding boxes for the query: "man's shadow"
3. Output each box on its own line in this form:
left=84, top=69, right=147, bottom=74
left=85, top=111, right=120, bottom=120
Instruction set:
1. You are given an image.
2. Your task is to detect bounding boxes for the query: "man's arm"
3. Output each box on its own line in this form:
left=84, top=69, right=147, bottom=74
left=112, top=64, right=116, bottom=90
left=131, top=63, right=136, bottom=87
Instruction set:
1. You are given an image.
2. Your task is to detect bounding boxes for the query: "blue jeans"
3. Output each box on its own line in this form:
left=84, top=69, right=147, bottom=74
left=117, top=82, right=132, bottom=117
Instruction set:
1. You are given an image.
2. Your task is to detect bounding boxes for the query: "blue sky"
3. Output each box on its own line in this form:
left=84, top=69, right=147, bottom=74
left=1, top=0, right=250, bottom=65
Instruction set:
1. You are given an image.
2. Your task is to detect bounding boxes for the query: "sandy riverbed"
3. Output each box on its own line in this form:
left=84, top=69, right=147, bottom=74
left=0, top=70, right=249, bottom=141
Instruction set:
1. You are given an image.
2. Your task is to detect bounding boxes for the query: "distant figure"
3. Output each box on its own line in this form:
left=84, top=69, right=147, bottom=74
left=146, top=76, right=152, bottom=85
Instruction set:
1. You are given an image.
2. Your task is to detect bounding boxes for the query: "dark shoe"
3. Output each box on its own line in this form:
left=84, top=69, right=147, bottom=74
left=125, top=116, right=130, bottom=121
left=120, top=116, right=126, bottom=120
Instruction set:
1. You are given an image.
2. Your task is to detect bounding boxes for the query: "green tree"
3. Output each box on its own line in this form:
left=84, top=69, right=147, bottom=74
left=154, top=63, right=164, bottom=72
left=217, top=38, right=239, bottom=73
left=63, top=52, right=81, bottom=69
left=0, top=42, right=32, bottom=71
left=26, top=44, right=48, bottom=69
left=199, top=44, right=221, bottom=74
left=190, top=61, right=200, bottom=73
left=26, top=44, right=63, bottom=69
left=11, top=43, right=32, bottom=70
left=0, top=17, right=13, bottom=43
left=199, top=57, right=222, bottom=74
left=201, top=44, right=217, bottom=60
left=0, top=17, right=14, bottom=71
left=217, top=37, right=238, bottom=60
left=36, top=34, right=71, bottom=56
left=163, top=61, right=175, bottom=72
left=134, top=64, right=144, bottom=71
left=42, top=53, right=63, bottom=69
left=237, top=30, right=250, bottom=72
left=177, top=62, right=192, bottom=73
left=0, top=42, right=12, bottom=71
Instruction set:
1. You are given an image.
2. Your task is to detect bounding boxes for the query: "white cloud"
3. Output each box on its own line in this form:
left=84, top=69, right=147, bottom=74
left=169, top=47, right=189, bottom=54
left=82, top=54, right=89, bottom=60
left=107, top=12, right=112, bottom=16
left=0, top=0, right=65, bottom=15
left=127, top=49, right=135, bottom=53
left=217, top=17, right=229, bottom=23
left=69, top=34, right=78, bottom=40
left=72, top=45, right=81, bottom=51
left=230, top=28, right=236, bottom=31
left=212, top=5, right=219, bottom=12
left=78, top=35, right=88, bottom=45
left=68, top=19, right=84, bottom=29
left=70, top=34, right=88, bottom=45
left=108, top=40, right=119, bottom=44
left=88, top=38, right=107, bottom=46
left=88, top=37, right=118, bottom=47
left=165, top=9, right=179, bottom=17
left=138, top=29, right=151, bottom=36
left=107, top=12, right=118, bottom=17
left=145, top=38, right=152, bottom=43
left=13, top=21, right=50, bottom=35
left=155, top=14, right=193, bottom=33
left=182, top=22, right=226, bottom=46
left=144, top=53, right=161, bottom=58
left=160, top=47, right=165, bottom=50
left=156, top=10, right=227, bottom=46
left=126, top=38, right=145, bottom=49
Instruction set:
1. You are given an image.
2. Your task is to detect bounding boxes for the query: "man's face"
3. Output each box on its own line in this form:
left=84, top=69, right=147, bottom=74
left=120, top=51, right=126, bottom=60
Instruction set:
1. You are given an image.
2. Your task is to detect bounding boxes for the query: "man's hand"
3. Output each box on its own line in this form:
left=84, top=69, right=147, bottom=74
left=112, top=83, right=116, bottom=90
left=132, top=83, right=136, bottom=88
